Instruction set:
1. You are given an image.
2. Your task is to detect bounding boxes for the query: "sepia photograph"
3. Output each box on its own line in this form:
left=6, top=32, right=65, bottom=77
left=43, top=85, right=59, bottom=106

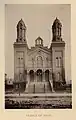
left=5, top=4, right=72, bottom=109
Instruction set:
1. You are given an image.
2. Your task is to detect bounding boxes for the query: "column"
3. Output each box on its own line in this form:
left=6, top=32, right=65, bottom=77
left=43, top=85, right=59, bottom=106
left=36, top=71, right=38, bottom=82
left=34, top=71, right=35, bottom=82
left=43, top=70, right=45, bottom=93
left=50, top=72, right=52, bottom=80
left=34, top=71, right=37, bottom=82
left=49, top=71, right=51, bottom=81
left=25, top=70, right=30, bottom=93
left=60, top=28, right=61, bottom=37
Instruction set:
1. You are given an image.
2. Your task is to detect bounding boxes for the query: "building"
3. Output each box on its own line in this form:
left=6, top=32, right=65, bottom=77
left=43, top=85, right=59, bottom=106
left=5, top=74, right=14, bottom=91
left=5, top=74, right=14, bottom=85
left=13, top=18, right=65, bottom=93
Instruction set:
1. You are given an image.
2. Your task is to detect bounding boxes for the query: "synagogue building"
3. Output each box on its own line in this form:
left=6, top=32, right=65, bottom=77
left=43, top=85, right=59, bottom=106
left=13, top=18, right=65, bottom=93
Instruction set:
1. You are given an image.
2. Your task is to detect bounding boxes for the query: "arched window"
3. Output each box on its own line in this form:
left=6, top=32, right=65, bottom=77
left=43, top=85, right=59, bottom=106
left=40, top=39, right=41, bottom=44
left=22, top=29, right=25, bottom=39
left=21, top=58, right=24, bottom=67
left=37, top=56, right=43, bottom=67
left=32, top=58, right=34, bottom=67
left=57, top=72, right=60, bottom=81
left=56, top=57, right=59, bottom=67
left=56, top=57, right=62, bottom=67
left=46, top=57, right=48, bottom=67
left=17, top=52, right=24, bottom=68
left=59, top=57, right=62, bottom=67
left=19, top=73, right=22, bottom=81
left=20, top=25, right=22, bottom=39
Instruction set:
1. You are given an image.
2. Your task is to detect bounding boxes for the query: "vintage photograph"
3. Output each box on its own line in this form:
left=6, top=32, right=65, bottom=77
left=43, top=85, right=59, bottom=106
left=5, top=4, right=72, bottom=109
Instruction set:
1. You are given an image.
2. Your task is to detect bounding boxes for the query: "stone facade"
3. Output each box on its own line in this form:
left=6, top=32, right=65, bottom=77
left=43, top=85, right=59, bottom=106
left=13, top=18, right=65, bottom=93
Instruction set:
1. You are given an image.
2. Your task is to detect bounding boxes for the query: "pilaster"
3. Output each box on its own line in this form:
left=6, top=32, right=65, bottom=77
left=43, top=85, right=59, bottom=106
left=43, top=70, right=45, bottom=82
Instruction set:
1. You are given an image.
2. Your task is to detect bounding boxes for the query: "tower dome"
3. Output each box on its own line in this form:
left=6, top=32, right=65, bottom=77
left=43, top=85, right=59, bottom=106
left=16, top=19, right=27, bottom=43
left=52, top=17, right=62, bottom=27
left=52, top=17, right=62, bottom=42
left=17, top=18, right=26, bottom=29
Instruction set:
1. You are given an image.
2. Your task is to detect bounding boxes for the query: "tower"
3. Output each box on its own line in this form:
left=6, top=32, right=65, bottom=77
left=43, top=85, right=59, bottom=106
left=51, top=18, right=65, bottom=90
left=13, top=19, right=28, bottom=90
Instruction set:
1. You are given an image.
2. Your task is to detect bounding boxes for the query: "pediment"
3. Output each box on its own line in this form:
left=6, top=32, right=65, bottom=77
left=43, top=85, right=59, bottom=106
left=27, top=46, right=52, bottom=68
left=28, top=46, right=51, bottom=56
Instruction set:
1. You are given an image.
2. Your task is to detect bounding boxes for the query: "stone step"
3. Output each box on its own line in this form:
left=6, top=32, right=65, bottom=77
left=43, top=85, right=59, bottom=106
left=28, top=82, right=52, bottom=93
left=45, top=83, right=52, bottom=93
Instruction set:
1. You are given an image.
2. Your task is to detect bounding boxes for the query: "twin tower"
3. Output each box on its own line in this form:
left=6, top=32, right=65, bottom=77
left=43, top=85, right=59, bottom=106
left=13, top=18, right=65, bottom=93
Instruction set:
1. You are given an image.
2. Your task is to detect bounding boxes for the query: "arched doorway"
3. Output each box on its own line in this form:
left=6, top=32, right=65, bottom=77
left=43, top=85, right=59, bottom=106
left=37, top=69, right=42, bottom=82
left=29, top=70, right=34, bottom=82
left=45, top=70, right=49, bottom=81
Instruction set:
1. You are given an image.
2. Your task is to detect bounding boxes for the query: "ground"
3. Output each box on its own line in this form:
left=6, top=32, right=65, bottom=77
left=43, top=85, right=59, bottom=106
left=5, top=93, right=72, bottom=109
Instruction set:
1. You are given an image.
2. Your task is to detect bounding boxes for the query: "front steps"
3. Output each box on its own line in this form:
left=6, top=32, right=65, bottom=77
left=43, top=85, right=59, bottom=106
left=25, top=82, right=52, bottom=93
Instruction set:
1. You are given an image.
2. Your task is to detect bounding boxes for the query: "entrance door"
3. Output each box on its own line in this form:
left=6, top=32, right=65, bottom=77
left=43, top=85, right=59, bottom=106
left=37, top=69, right=42, bottom=82
left=45, top=70, right=49, bottom=81
left=30, top=70, right=34, bottom=82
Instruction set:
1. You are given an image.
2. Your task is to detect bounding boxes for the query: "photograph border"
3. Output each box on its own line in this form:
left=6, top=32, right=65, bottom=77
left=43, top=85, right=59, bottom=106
left=0, top=0, right=76, bottom=120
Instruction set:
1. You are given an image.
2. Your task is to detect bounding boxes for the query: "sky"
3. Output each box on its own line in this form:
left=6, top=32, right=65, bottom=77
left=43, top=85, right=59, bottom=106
left=5, top=4, right=71, bottom=81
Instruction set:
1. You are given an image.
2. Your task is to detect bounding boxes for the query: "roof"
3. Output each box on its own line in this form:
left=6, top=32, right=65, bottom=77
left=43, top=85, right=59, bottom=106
left=35, top=36, right=43, bottom=41
left=52, top=17, right=62, bottom=27
left=17, top=18, right=26, bottom=28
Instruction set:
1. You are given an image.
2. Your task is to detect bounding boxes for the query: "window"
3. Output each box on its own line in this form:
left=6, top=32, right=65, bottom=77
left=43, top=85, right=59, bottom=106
left=17, top=52, right=24, bottom=67
left=37, top=56, right=43, bottom=67
left=56, top=57, right=59, bottom=67
left=57, top=72, right=60, bottom=81
left=46, top=57, right=48, bottom=67
left=56, top=27, right=58, bottom=36
left=32, top=58, right=34, bottom=67
left=56, top=57, right=62, bottom=67
left=22, top=29, right=25, bottom=39
left=40, top=40, right=41, bottom=44
left=36, top=39, right=42, bottom=45
left=59, top=57, right=62, bottom=67
left=18, top=57, right=20, bottom=66
left=20, top=28, right=22, bottom=39
left=18, top=57, right=24, bottom=67
left=21, top=58, right=24, bottom=67
left=37, top=40, right=39, bottom=44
